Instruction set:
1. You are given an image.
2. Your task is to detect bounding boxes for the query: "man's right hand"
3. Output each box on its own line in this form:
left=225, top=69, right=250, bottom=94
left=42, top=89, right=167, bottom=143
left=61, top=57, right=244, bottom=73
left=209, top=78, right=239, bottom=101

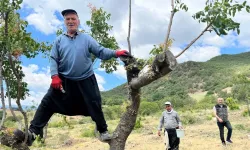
left=218, top=118, right=223, bottom=123
left=51, top=75, right=62, bottom=89
left=157, top=130, right=161, bottom=136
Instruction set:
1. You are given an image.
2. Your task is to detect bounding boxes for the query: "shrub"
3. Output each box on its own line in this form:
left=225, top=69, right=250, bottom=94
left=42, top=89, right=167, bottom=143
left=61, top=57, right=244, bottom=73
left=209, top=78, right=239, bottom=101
left=134, top=117, right=142, bottom=130
left=206, top=115, right=213, bottom=121
left=139, top=101, right=159, bottom=116
left=81, top=125, right=95, bottom=137
left=103, top=105, right=123, bottom=120
left=4, top=120, right=16, bottom=128
left=234, top=124, right=246, bottom=130
left=225, top=97, right=240, bottom=110
left=181, top=113, right=199, bottom=125
left=242, top=109, right=250, bottom=117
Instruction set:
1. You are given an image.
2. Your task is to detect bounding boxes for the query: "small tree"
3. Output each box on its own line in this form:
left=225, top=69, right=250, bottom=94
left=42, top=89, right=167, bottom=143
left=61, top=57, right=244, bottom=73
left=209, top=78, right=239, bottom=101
left=232, top=74, right=250, bottom=115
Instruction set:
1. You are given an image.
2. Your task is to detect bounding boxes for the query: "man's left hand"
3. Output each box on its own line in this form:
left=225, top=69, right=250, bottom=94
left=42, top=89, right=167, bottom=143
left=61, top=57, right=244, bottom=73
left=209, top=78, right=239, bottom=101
left=115, top=50, right=130, bottom=57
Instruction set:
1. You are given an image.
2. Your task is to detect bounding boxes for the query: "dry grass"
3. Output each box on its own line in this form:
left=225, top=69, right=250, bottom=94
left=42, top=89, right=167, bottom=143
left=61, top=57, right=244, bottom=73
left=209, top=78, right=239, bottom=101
left=0, top=109, right=250, bottom=150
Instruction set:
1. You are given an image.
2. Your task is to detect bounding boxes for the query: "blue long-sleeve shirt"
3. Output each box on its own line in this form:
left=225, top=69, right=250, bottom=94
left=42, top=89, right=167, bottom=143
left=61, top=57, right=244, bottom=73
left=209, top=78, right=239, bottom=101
left=50, top=32, right=116, bottom=80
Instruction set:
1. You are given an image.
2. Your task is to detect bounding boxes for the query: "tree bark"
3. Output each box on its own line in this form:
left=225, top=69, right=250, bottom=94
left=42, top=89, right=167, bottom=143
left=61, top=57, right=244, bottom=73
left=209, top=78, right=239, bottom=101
left=0, top=132, right=30, bottom=150
left=0, top=60, right=6, bottom=130
left=164, top=0, right=175, bottom=51
left=130, top=50, right=177, bottom=89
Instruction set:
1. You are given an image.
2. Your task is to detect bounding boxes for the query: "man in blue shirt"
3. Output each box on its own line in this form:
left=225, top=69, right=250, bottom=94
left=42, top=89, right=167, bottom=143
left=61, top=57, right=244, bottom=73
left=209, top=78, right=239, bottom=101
left=14, top=9, right=129, bottom=146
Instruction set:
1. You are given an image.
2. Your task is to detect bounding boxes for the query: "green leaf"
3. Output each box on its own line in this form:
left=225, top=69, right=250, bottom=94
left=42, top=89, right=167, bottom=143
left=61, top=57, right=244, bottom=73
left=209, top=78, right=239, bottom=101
left=243, top=1, right=247, bottom=6
left=237, top=28, right=240, bottom=34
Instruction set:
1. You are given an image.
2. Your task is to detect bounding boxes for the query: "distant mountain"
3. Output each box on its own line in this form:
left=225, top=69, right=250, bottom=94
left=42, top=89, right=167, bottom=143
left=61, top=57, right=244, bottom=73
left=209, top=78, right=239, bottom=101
left=101, top=52, right=250, bottom=103
left=0, top=105, right=36, bottom=110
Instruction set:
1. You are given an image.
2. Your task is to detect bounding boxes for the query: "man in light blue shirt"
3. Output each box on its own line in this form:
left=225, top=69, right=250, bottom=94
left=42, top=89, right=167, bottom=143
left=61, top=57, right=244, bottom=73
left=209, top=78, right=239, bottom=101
left=14, top=9, right=129, bottom=146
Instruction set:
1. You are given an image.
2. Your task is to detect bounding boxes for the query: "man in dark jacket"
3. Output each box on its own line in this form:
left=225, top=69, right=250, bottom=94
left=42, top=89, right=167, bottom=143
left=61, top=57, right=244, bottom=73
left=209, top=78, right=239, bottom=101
left=14, top=9, right=129, bottom=146
left=213, top=97, right=233, bottom=146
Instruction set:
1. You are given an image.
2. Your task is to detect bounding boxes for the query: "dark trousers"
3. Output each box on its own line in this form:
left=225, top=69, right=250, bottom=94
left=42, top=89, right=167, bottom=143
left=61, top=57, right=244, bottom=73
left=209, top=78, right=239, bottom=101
left=166, top=128, right=180, bottom=150
left=217, top=121, right=233, bottom=142
left=29, top=74, right=108, bottom=137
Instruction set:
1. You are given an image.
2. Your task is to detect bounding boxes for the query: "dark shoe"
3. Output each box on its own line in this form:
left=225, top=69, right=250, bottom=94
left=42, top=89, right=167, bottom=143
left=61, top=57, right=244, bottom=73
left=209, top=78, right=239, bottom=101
left=226, top=139, right=233, bottom=144
left=222, top=141, right=226, bottom=146
left=13, top=129, right=36, bottom=146
left=100, top=131, right=112, bottom=141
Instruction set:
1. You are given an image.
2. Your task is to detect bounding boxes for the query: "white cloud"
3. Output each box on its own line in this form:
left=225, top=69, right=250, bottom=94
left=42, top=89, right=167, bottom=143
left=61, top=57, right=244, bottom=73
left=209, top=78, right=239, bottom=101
left=22, top=64, right=51, bottom=91
left=20, top=0, right=250, bottom=50
left=113, top=65, right=127, bottom=79
left=171, top=46, right=221, bottom=62
left=97, top=64, right=127, bottom=80
left=21, top=91, right=46, bottom=106
left=26, top=13, right=62, bottom=35
left=132, top=44, right=154, bottom=59
left=95, top=73, right=106, bottom=91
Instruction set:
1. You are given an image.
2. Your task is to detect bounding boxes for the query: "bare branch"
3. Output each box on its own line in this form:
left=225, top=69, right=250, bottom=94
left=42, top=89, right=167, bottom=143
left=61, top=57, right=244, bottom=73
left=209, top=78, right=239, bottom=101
left=127, top=0, right=132, bottom=53
left=164, top=0, right=175, bottom=51
left=175, top=22, right=213, bottom=58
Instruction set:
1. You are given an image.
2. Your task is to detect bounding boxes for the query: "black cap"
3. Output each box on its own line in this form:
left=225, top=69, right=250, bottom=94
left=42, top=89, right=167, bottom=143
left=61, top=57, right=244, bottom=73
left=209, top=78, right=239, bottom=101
left=61, top=9, right=78, bottom=16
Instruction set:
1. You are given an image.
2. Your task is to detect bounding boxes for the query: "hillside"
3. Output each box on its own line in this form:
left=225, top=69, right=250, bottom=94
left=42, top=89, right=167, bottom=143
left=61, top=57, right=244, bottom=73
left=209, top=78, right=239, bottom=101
left=101, top=52, right=250, bottom=105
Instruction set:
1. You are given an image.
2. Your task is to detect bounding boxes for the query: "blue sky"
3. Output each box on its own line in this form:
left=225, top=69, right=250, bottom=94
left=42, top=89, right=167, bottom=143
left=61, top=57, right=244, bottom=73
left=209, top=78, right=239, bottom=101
left=10, top=0, right=250, bottom=106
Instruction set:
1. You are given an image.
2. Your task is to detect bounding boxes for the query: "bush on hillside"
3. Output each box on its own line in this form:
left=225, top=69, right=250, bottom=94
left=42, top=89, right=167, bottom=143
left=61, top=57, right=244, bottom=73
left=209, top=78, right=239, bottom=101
left=242, top=109, right=250, bottom=117
left=181, top=113, right=199, bottom=125
left=225, top=97, right=240, bottom=110
left=133, top=117, right=143, bottom=130
left=194, top=95, right=216, bottom=110
left=103, top=105, right=123, bottom=120
left=139, top=101, right=159, bottom=116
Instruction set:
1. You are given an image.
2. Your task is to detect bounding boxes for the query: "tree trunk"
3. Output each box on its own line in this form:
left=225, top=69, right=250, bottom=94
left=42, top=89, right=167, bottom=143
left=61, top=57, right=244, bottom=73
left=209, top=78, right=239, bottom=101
left=6, top=79, right=22, bottom=129
left=108, top=50, right=177, bottom=150
left=247, top=98, right=250, bottom=116
left=0, top=60, right=6, bottom=130
left=0, top=132, right=30, bottom=150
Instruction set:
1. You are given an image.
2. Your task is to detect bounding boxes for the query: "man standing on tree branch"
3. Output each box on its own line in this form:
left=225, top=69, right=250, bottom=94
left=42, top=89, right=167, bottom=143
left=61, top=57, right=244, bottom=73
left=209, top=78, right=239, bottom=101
left=158, top=101, right=182, bottom=150
left=14, top=9, right=129, bottom=146
left=213, top=97, right=233, bottom=146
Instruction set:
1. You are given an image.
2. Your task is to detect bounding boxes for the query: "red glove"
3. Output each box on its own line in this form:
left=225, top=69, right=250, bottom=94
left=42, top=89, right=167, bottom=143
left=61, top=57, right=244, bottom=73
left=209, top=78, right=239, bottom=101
left=51, top=75, right=62, bottom=89
left=115, top=50, right=129, bottom=57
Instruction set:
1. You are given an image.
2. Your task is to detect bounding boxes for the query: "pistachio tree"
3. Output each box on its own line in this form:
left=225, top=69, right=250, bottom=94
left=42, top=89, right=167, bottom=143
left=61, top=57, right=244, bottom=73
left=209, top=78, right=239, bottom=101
left=0, top=0, right=51, bottom=149
left=105, top=0, right=250, bottom=149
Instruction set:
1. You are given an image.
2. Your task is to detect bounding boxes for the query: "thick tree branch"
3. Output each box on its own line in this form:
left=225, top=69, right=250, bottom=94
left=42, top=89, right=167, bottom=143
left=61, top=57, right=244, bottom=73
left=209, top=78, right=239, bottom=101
left=164, top=0, right=175, bottom=51
left=175, top=22, right=213, bottom=58
left=130, top=50, right=177, bottom=89
left=127, top=0, right=132, bottom=53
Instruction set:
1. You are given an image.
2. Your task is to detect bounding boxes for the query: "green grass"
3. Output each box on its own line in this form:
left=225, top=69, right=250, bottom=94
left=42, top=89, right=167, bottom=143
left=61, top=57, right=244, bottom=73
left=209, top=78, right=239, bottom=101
left=189, top=91, right=207, bottom=101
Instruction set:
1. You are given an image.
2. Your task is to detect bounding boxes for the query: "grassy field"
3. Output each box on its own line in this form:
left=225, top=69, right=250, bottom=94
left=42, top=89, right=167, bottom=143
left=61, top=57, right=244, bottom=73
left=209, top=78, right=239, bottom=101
left=0, top=108, right=250, bottom=150
left=188, top=91, right=207, bottom=101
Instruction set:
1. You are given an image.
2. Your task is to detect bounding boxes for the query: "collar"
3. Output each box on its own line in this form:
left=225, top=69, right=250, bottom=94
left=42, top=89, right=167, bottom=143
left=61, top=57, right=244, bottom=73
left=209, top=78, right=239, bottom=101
left=63, top=30, right=80, bottom=37
left=166, top=109, right=173, bottom=113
